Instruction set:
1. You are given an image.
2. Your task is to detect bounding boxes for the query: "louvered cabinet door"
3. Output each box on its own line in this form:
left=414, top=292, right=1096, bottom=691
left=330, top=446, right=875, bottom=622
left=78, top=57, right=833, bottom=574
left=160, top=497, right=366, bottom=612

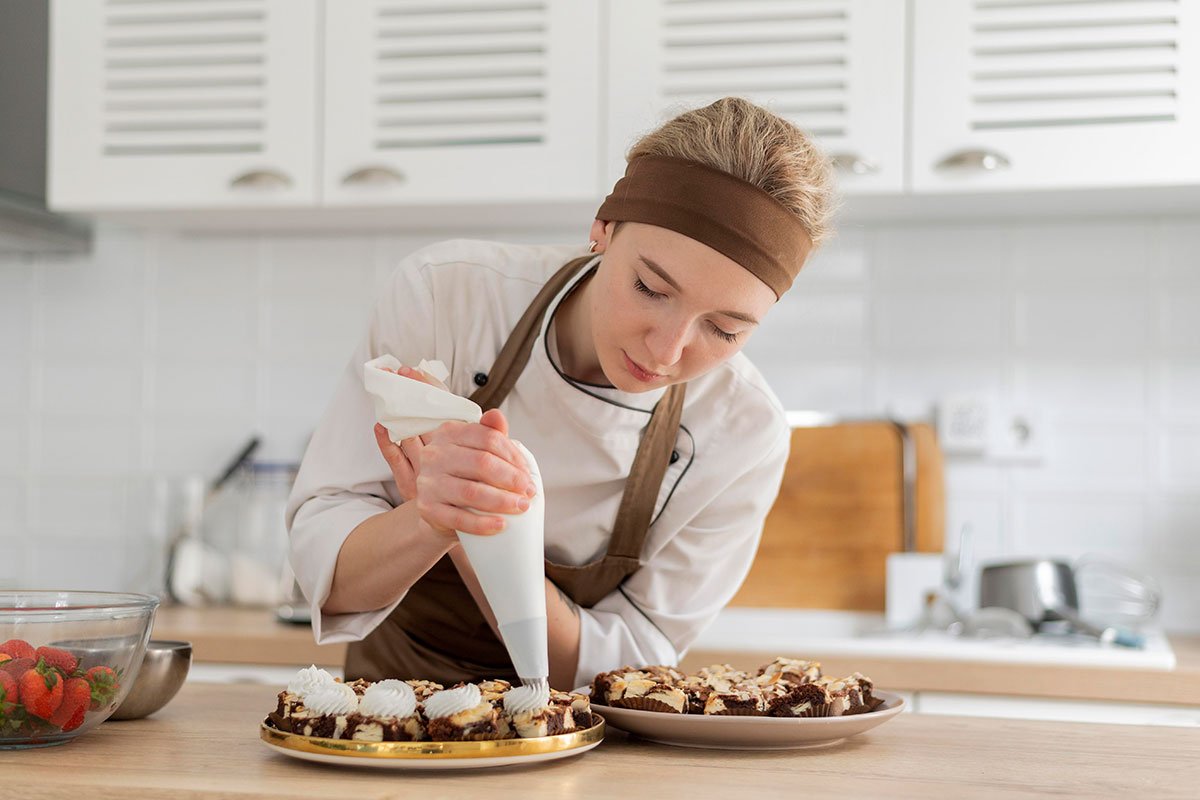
left=605, top=0, right=907, bottom=195
left=323, top=0, right=601, bottom=205
left=912, top=0, right=1200, bottom=191
left=48, top=0, right=318, bottom=210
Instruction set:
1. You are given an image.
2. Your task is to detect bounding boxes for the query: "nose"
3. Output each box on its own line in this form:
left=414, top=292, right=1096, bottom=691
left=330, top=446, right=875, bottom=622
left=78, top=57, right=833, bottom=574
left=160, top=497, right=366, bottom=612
left=644, top=317, right=691, bottom=370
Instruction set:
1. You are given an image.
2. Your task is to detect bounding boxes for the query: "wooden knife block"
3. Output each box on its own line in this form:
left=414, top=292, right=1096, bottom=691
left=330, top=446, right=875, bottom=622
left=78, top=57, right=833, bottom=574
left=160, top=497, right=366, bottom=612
left=730, top=421, right=945, bottom=611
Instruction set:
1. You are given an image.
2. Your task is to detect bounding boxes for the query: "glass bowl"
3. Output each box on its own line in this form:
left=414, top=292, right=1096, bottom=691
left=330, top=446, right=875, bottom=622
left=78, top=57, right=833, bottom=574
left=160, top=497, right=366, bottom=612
left=0, top=590, right=159, bottom=749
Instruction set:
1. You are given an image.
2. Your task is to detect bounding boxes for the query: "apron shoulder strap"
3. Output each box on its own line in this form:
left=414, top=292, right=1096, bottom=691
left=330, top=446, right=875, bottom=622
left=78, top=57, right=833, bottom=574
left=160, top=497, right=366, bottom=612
left=468, top=254, right=597, bottom=411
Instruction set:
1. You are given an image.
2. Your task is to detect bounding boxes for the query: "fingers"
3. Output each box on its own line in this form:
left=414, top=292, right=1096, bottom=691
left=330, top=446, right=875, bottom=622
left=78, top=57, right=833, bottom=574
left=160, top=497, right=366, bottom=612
left=427, top=421, right=527, bottom=477
left=375, top=424, right=419, bottom=500
left=394, top=363, right=450, bottom=391
left=416, top=495, right=507, bottom=536
left=480, top=408, right=510, bottom=438
left=418, top=474, right=531, bottom=516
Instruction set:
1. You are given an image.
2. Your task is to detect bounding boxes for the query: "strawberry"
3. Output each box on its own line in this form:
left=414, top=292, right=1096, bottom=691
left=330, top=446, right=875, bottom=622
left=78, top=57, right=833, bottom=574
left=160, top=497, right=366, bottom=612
left=34, top=646, right=79, bottom=676
left=19, top=660, right=64, bottom=720
left=0, top=670, right=18, bottom=712
left=85, top=665, right=120, bottom=710
left=0, top=657, right=34, bottom=677
left=0, top=639, right=35, bottom=660
left=59, top=703, right=87, bottom=732
left=48, top=677, right=90, bottom=730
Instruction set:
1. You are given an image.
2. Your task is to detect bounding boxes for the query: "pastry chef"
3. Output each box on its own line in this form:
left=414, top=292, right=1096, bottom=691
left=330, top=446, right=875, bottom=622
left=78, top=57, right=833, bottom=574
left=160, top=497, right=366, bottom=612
left=285, top=97, right=836, bottom=690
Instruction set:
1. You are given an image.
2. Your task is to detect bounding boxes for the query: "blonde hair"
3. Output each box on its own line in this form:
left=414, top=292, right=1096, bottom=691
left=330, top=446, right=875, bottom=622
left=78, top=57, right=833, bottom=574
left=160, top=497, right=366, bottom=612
left=626, top=97, right=837, bottom=248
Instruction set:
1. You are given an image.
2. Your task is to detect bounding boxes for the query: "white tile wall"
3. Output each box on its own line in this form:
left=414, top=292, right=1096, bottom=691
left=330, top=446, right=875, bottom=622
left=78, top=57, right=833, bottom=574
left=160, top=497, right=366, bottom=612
left=0, top=218, right=1197, bottom=632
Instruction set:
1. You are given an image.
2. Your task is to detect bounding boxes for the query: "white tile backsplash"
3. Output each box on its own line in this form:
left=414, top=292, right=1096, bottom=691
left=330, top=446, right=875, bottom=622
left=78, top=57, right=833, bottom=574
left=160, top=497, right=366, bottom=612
left=1162, top=361, right=1200, bottom=419
left=1017, top=292, right=1149, bottom=357
left=0, top=219, right=1197, bottom=629
left=1160, top=293, right=1200, bottom=352
left=876, top=293, right=1012, bottom=354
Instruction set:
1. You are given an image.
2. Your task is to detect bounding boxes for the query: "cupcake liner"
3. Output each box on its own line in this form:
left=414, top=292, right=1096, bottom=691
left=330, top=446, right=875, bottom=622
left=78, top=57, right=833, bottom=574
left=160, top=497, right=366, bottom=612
left=704, top=708, right=763, bottom=717
left=797, top=703, right=833, bottom=718
left=612, top=697, right=683, bottom=714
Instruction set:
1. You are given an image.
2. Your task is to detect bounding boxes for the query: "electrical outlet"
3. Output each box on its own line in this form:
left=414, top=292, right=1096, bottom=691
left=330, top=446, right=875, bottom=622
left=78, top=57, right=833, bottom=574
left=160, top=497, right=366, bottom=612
left=936, top=394, right=991, bottom=455
left=987, top=407, right=1046, bottom=464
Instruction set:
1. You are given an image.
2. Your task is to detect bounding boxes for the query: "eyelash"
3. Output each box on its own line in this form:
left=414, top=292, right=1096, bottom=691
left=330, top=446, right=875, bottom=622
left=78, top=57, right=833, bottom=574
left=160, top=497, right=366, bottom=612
left=633, top=277, right=740, bottom=344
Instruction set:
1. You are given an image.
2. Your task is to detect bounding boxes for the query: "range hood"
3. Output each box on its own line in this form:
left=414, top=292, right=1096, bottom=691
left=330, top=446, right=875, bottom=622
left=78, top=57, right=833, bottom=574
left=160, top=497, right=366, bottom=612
left=0, top=1, right=90, bottom=255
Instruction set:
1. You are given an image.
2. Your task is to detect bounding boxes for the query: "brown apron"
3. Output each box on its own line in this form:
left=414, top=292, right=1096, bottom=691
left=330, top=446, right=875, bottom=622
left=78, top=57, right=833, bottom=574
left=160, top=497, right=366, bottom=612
left=344, top=255, right=687, bottom=685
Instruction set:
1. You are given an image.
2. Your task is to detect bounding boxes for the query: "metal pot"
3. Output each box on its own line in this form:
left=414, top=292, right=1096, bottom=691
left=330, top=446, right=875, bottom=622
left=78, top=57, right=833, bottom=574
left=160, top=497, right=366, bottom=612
left=978, top=559, right=1078, bottom=630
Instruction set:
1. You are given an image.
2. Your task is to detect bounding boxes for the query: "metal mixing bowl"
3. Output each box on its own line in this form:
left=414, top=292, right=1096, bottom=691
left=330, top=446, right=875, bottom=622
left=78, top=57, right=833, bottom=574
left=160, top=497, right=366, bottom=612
left=109, top=640, right=192, bottom=720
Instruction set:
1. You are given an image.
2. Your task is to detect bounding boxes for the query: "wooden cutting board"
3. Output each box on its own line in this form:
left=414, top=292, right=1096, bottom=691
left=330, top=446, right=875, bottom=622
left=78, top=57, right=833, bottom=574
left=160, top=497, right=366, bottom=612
left=730, top=421, right=944, bottom=611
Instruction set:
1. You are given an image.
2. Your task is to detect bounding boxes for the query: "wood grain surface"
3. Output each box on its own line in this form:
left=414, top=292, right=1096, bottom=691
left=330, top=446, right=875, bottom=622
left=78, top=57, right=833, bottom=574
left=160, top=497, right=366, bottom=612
left=0, top=682, right=1195, bottom=798
left=730, top=421, right=945, bottom=611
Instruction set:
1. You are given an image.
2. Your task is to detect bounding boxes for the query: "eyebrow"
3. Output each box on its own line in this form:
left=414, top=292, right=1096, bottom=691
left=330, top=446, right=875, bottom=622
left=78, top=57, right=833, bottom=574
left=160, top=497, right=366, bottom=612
left=638, top=255, right=761, bottom=326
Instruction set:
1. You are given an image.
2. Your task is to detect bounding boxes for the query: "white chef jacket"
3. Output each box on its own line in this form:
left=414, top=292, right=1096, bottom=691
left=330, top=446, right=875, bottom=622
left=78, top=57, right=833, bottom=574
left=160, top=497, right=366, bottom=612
left=285, top=238, right=790, bottom=689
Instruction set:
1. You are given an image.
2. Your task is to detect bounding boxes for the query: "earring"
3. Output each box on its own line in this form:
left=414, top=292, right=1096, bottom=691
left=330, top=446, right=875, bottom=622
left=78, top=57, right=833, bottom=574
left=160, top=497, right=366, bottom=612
left=588, top=240, right=598, bottom=253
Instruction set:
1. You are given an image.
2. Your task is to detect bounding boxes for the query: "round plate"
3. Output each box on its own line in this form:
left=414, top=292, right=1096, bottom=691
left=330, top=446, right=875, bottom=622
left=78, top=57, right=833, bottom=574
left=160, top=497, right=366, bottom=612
left=259, top=716, right=605, bottom=770
left=595, top=691, right=904, bottom=750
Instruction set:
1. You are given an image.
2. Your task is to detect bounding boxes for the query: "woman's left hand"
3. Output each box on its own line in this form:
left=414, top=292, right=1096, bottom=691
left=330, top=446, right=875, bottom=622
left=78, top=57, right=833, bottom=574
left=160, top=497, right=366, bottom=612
left=372, top=364, right=444, bottom=502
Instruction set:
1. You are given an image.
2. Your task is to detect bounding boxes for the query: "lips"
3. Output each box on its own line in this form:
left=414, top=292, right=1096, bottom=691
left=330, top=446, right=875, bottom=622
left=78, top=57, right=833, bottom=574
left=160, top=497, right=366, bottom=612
left=623, top=351, right=663, bottom=383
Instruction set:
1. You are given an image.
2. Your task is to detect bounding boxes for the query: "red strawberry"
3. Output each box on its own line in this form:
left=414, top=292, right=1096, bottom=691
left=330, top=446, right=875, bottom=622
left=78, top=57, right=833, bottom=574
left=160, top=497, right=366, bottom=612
left=48, top=677, right=90, bottom=730
left=60, top=703, right=87, bottom=732
left=0, top=657, right=34, bottom=677
left=34, top=646, right=79, bottom=676
left=0, top=639, right=35, bottom=660
left=0, top=671, right=18, bottom=711
left=19, top=660, right=64, bottom=720
left=85, top=665, right=120, bottom=710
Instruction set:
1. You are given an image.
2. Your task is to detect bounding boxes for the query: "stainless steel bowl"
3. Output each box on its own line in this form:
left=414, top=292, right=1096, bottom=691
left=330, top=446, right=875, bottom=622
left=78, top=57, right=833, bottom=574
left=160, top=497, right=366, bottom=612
left=978, top=559, right=1078, bottom=630
left=109, top=640, right=192, bottom=720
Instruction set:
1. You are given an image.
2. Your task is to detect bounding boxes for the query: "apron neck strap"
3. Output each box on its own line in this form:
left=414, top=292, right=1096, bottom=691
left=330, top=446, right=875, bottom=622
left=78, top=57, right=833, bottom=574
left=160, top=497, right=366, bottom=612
left=468, top=254, right=688, bottom=563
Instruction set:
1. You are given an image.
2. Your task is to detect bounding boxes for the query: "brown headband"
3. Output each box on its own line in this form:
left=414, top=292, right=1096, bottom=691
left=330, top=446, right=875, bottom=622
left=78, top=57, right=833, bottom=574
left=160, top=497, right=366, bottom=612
left=595, top=154, right=812, bottom=298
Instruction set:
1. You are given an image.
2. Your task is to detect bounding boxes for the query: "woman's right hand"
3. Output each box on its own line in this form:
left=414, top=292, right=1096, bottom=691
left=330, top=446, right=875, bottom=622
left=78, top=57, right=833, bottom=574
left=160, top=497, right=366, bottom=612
left=415, top=410, right=537, bottom=536
left=372, top=365, right=536, bottom=537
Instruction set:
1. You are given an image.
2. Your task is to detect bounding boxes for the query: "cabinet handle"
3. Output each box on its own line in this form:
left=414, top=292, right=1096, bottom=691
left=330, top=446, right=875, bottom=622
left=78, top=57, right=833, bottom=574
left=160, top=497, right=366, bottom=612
left=341, top=166, right=406, bottom=186
left=229, top=169, right=293, bottom=190
left=935, top=149, right=1011, bottom=172
left=831, top=152, right=879, bottom=175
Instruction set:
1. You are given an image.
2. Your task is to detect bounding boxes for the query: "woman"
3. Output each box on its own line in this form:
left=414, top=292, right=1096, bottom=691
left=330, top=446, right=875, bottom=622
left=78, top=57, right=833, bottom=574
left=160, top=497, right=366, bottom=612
left=285, top=97, right=836, bottom=691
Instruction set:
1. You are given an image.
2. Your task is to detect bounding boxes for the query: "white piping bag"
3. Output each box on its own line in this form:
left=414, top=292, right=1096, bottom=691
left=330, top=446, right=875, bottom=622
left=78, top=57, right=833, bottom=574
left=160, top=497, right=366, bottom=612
left=363, top=355, right=549, bottom=685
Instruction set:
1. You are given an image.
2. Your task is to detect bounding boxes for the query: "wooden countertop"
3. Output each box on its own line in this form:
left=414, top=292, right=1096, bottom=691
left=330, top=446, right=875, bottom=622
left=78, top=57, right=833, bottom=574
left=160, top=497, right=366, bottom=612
left=1, top=682, right=1195, bottom=799
left=151, top=606, right=1200, bottom=705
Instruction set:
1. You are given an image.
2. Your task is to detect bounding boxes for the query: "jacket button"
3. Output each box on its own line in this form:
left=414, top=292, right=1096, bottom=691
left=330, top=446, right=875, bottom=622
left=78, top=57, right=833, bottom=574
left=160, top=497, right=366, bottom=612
left=473, top=372, right=489, bottom=387
left=670, top=450, right=680, bottom=464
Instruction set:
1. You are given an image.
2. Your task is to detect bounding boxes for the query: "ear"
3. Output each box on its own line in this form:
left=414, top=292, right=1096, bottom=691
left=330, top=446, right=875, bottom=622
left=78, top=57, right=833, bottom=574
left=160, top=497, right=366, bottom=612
left=589, top=219, right=617, bottom=253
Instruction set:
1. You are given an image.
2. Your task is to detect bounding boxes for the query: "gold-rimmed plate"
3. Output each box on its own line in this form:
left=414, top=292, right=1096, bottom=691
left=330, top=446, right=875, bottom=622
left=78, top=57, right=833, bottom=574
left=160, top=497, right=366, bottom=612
left=592, top=691, right=905, bottom=750
left=259, top=716, right=605, bottom=770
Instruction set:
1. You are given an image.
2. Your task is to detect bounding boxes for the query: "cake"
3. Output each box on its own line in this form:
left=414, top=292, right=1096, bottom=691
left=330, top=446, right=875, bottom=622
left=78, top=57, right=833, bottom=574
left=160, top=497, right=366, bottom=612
left=423, top=683, right=511, bottom=741
left=602, top=671, right=687, bottom=714
left=268, top=667, right=595, bottom=742
left=504, top=684, right=575, bottom=738
left=754, top=657, right=821, bottom=687
left=588, top=656, right=882, bottom=718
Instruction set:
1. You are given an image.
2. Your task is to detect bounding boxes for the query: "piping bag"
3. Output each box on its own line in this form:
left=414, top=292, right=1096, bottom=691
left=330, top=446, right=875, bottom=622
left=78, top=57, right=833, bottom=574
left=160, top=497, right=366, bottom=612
left=363, top=355, right=549, bottom=689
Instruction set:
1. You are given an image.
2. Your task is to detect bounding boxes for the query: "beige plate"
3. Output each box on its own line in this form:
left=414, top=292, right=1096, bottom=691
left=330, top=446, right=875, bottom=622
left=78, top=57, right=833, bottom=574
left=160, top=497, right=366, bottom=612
left=596, top=691, right=904, bottom=750
left=259, top=716, right=605, bottom=770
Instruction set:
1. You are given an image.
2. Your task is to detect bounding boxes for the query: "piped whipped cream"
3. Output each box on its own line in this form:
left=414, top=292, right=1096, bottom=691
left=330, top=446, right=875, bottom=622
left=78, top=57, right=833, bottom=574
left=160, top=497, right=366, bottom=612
left=360, top=679, right=417, bottom=719
left=304, top=682, right=359, bottom=716
left=503, top=683, right=550, bottom=716
left=423, top=683, right=482, bottom=720
left=287, top=665, right=337, bottom=699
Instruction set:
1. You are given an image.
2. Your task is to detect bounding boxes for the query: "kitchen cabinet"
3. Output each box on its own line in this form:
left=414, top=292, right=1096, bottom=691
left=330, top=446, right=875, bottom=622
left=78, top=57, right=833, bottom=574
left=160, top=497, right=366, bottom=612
left=604, top=0, right=907, bottom=195
left=911, top=0, right=1200, bottom=192
left=48, top=0, right=319, bottom=210
left=49, top=0, right=600, bottom=212
left=322, top=0, right=601, bottom=205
